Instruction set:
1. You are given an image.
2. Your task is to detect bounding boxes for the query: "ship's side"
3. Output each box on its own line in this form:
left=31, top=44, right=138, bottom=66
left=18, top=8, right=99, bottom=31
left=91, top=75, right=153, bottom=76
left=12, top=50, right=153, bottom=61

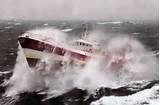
left=18, top=35, right=91, bottom=67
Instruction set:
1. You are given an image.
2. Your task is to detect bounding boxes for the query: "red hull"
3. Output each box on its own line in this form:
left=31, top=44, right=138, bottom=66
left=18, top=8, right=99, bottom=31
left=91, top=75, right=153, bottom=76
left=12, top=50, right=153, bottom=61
left=18, top=37, right=90, bottom=67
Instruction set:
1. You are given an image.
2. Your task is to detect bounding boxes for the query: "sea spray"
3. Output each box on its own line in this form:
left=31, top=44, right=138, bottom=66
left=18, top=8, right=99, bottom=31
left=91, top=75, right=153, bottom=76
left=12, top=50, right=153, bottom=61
left=5, top=28, right=158, bottom=97
left=5, top=28, right=71, bottom=96
left=105, top=36, right=158, bottom=81
left=28, top=28, right=68, bottom=44
left=5, top=44, right=45, bottom=96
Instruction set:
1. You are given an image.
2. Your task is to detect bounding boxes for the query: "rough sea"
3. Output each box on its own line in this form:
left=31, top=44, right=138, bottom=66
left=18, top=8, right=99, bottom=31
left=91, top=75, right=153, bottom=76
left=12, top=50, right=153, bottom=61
left=0, top=20, right=159, bottom=105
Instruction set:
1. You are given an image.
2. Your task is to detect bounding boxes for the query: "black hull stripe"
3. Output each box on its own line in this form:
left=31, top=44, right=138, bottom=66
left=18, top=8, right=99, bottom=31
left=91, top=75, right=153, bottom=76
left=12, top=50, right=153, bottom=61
left=26, top=58, right=39, bottom=67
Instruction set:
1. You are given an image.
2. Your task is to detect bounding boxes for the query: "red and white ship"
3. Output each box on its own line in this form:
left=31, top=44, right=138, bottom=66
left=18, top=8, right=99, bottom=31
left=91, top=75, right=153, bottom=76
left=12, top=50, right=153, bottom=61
left=18, top=25, right=127, bottom=71
left=18, top=27, right=107, bottom=68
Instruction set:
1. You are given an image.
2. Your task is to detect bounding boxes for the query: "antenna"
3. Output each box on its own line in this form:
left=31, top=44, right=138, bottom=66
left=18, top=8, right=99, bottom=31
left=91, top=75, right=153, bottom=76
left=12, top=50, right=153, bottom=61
left=81, top=23, right=90, bottom=39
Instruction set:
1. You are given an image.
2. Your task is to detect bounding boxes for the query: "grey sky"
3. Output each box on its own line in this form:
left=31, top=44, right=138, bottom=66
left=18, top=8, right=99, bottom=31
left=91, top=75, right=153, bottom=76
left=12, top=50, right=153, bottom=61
left=0, top=0, right=158, bottom=21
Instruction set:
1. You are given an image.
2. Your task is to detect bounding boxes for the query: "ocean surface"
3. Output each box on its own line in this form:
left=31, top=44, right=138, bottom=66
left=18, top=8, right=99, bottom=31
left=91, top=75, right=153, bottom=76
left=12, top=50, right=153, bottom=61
left=0, top=20, right=159, bottom=105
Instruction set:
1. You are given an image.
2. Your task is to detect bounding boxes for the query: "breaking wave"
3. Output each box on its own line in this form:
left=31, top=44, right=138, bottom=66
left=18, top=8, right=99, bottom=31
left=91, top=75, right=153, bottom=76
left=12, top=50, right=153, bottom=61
left=5, top=28, right=158, bottom=97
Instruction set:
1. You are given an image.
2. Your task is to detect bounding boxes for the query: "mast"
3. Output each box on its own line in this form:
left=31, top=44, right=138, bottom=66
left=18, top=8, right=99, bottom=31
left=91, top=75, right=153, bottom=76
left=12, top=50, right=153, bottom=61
left=81, top=23, right=90, bottom=39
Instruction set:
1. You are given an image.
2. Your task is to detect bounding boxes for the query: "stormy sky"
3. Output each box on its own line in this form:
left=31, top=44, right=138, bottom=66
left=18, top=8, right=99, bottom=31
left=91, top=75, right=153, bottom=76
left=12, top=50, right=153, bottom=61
left=0, top=0, right=158, bottom=21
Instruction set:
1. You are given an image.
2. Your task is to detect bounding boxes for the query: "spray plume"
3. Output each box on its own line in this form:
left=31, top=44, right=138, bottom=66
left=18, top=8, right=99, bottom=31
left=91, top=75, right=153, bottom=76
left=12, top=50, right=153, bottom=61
left=5, top=28, right=158, bottom=96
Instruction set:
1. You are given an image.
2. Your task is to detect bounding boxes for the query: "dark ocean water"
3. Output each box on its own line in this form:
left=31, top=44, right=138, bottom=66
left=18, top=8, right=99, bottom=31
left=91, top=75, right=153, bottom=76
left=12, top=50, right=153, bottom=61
left=0, top=20, right=158, bottom=72
left=0, top=20, right=159, bottom=105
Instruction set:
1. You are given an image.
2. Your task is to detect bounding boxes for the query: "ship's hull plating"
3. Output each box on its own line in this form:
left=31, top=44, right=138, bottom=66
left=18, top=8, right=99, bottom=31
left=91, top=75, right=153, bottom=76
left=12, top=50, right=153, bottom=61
left=18, top=37, right=89, bottom=67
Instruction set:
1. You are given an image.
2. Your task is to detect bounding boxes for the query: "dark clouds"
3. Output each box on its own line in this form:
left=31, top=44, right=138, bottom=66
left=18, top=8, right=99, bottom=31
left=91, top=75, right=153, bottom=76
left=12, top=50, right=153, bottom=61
left=0, top=0, right=158, bottom=21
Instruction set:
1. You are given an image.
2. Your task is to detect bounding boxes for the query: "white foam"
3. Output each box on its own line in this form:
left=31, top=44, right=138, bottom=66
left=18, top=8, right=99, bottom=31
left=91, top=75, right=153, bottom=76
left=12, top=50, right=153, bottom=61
left=5, top=44, right=45, bottom=96
left=91, top=85, right=159, bottom=105
left=62, top=28, right=73, bottom=32
left=6, top=28, right=158, bottom=96
left=28, top=28, right=68, bottom=44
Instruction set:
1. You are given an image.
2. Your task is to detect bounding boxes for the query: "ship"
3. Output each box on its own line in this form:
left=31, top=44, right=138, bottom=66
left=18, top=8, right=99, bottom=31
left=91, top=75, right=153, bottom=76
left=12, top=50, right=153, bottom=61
left=18, top=24, right=126, bottom=71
